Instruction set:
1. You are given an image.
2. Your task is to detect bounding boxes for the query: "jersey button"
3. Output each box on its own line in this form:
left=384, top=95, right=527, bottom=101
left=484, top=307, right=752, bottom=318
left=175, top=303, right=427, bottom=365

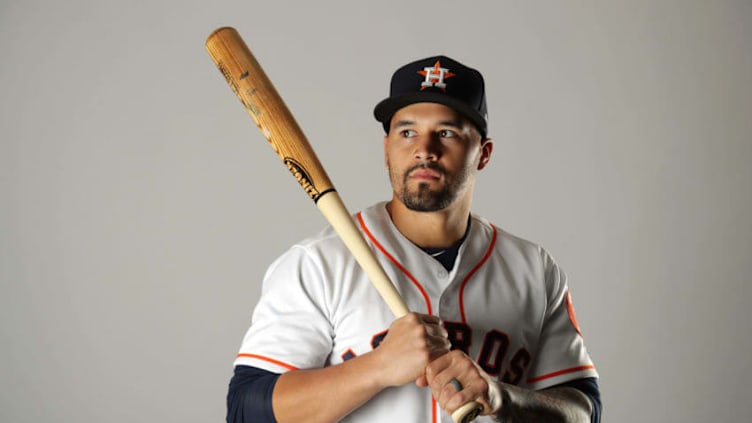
left=436, top=269, right=447, bottom=279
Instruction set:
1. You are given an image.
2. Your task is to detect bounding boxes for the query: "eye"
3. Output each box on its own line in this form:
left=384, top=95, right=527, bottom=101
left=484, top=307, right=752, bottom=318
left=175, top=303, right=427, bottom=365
left=400, top=129, right=417, bottom=138
left=439, top=129, right=457, bottom=138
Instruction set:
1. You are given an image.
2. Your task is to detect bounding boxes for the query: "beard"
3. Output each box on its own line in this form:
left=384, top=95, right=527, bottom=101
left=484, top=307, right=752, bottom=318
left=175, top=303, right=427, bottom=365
left=394, top=162, right=469, bottom=212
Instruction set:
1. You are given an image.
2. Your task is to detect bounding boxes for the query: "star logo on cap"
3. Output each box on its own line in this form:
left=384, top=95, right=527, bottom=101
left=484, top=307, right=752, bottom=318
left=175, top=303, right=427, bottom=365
left=418, top=60, right=456, bottom=92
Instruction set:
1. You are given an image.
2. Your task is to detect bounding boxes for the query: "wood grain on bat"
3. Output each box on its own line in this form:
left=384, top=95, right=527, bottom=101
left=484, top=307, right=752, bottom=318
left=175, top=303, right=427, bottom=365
left=205, top=26, right=334, bottom=202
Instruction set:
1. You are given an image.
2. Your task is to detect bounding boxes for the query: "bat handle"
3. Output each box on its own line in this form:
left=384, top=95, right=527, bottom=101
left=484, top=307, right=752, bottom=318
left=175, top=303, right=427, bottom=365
left=316, top=193, right=410, bottom=316
left=452, top=401, right=483, bottom=423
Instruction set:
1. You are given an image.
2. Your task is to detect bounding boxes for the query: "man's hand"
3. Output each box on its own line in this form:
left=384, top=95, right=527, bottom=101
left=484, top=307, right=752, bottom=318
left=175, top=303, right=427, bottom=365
left=418, top=349, right=503, bottom=416
left=420, top=350, right=595, bottom=422
left=373, top=313, right=452, bottom=387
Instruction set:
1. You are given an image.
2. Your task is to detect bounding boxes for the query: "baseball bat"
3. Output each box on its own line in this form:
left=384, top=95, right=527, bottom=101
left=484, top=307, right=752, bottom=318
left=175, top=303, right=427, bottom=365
left=205, top=26, right=482, bottom=423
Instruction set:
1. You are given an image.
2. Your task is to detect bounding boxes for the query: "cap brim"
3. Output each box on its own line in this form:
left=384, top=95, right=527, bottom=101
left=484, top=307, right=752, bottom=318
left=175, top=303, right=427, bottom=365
left=373, top=92, right=487, bottom=137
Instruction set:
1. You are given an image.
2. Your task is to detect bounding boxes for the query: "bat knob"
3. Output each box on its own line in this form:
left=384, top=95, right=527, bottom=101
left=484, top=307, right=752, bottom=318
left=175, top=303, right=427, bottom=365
left=451, top=401, right=483, bottom=423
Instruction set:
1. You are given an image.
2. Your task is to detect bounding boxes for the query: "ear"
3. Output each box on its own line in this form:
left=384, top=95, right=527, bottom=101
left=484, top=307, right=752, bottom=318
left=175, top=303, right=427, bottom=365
left=477, top=139, right=493, bottom=170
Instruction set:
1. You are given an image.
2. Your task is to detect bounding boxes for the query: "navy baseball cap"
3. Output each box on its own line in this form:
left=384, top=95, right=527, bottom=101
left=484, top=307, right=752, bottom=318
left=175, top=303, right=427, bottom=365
left=374, top=55, right=488, bottom=139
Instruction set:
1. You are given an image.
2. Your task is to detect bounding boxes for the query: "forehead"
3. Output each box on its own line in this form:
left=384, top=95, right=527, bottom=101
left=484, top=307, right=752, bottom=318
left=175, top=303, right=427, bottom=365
left=391, top=102, right=468, bottom=125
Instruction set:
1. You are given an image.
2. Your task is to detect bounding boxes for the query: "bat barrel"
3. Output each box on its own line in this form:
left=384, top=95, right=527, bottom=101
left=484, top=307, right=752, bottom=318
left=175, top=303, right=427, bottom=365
left=205, top=26, right=335, bottom=202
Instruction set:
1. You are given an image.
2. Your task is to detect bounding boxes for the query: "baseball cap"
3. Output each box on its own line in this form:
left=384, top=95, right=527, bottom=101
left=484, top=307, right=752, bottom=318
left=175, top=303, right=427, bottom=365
left=374, top=55, right=488, bottom=139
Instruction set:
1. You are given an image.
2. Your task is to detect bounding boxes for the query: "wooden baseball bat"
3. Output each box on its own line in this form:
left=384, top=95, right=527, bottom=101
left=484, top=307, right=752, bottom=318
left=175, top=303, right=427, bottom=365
left=205, top=26, right=482, bottom=423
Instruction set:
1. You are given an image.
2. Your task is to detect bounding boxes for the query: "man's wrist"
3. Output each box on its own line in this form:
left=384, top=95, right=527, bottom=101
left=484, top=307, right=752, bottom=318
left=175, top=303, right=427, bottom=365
left=487, top=380, right=505, bottom=419
left=491, top=382, right=513, bottom=422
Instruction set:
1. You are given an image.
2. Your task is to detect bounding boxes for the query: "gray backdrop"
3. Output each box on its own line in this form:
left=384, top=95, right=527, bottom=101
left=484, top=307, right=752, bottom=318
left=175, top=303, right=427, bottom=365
left=2, top=0, right=750, bottom=422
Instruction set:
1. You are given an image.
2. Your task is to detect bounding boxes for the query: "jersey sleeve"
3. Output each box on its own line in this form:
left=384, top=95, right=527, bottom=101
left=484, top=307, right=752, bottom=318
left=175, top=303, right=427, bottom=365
left=233, top=244, right=334, bottom=373
left=524, top=249, right=599, bottom=390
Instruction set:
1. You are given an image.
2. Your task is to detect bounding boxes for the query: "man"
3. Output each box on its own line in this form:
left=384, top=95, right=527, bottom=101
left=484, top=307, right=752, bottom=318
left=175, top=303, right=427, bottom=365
left=227, top=55, right=601, bottom=423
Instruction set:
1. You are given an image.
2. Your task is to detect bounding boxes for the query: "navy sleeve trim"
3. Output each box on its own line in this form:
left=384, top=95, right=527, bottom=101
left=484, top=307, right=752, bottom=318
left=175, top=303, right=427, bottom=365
left=552, top=377, right=602, bottom=423
left=227, top=365, right=281, bottom=423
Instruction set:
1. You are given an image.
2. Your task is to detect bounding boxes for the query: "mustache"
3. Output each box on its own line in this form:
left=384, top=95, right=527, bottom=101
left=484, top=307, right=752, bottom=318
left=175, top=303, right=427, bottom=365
left=405, top=162, right=446, bottom=176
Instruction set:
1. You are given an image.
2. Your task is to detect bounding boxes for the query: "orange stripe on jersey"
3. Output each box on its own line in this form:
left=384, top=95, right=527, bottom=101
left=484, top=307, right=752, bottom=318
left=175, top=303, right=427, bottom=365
left=527, top=365, right=596, bottom=384
left=236, top=353, right=299, bottom=371
left=566, top=289, right=583, bottom=336
left=458, top=224, right=497, bottom=323
left=357, top=212, right=433, bottom=314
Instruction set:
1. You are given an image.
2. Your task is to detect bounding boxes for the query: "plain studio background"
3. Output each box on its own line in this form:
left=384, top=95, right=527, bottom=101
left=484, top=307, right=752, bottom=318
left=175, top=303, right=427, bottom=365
left=1, top=0, right=750, bottom=422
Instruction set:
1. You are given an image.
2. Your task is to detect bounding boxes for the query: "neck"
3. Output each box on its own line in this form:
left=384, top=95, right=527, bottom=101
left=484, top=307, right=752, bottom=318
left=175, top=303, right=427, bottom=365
left=386, top=198, right=471, bottom=249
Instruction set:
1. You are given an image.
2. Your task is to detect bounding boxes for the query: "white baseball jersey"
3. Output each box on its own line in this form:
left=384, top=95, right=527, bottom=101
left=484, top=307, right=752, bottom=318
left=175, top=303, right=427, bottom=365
left=234, top=202, right=598, bottom=422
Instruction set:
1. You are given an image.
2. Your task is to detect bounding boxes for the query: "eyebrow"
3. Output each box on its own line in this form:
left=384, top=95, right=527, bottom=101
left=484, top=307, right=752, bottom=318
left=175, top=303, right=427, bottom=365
left=391, top=119, right=415, bottom=129
left=438, top=119, right=463, bottom=128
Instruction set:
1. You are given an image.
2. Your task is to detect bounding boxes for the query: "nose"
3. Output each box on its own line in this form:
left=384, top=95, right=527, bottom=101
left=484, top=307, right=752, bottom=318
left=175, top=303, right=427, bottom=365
left=413, top=134, right=441, bottom=161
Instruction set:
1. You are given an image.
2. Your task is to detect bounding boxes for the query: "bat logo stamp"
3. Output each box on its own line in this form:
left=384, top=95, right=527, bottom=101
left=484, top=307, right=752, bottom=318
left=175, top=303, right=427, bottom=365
left=284, top=157, right=320, bottom=201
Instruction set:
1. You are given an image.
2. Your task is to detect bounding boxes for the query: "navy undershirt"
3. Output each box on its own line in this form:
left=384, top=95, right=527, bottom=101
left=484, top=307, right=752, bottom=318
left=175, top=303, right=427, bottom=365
left=419, top=217, right=471, bottom=271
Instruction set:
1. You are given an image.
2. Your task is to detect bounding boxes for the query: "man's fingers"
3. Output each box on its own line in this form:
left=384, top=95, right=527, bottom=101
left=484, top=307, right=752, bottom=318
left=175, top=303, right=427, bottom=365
left=423, top=350, right=497, bottom=414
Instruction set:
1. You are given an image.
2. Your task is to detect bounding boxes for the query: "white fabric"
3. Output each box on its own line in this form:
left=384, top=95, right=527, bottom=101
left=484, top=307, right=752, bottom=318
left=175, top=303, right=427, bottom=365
left=234, top=202, right=598, bottom=422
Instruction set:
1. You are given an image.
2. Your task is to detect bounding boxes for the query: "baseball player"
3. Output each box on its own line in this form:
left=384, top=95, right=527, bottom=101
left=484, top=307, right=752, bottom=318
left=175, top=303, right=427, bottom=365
left=226, top=55, right=601, bottom=423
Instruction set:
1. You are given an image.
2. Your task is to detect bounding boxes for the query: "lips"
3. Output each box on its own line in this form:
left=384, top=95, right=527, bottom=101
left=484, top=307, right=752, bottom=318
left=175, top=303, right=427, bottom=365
left=407, top=165, right=443, bottom=181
